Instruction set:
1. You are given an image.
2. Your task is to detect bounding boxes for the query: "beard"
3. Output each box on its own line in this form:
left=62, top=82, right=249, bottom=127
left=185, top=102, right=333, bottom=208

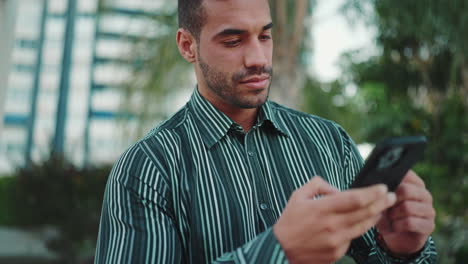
left=198, top=56, right=273, bottom=109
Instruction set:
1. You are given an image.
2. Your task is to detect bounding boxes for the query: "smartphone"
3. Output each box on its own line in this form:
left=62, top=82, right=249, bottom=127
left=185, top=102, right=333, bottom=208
left=350, top=136, right=427, bottom=192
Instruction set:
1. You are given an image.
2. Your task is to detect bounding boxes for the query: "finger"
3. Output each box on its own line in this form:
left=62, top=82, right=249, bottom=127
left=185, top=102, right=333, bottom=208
left=376, top=210, right=393, bottom=233
left=338, top=192, right=396, bottom=227
left=298, top=176, right=339, bottom=200
left=388, top=201, right=436, bottom=220
left=344, top=214, right=381, bottom=240
left=392, top=217, right=435, bottom=234
left=395, top=183, right=433, bottom=203
left=401, top=170, right=425, bottom=187
left=322, top=184, right=388, bottom=213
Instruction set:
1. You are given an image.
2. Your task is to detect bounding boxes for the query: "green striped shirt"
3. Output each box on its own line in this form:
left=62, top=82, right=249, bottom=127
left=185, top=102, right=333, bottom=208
left=95, top=88, right=437, bottom=263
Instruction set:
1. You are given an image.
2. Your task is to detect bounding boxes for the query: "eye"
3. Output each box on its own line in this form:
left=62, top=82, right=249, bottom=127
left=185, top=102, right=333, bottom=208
left=223, top=39, right=241, bottom=47
left=260, top=34, right=272, bottom=41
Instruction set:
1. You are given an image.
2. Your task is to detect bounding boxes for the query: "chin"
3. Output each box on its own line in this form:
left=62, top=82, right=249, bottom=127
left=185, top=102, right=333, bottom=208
left=238, top=95, right=269, bottom=109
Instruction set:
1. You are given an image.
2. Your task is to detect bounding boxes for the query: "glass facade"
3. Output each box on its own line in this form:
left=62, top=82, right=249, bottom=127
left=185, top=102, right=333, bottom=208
left=0, top=0, right=170, bottom=173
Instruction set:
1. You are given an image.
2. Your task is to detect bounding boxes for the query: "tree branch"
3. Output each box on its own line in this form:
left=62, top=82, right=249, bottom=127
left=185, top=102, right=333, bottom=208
left=274, top=0, right=287, bottom=61
left=289, top=0, right=308, bottom=69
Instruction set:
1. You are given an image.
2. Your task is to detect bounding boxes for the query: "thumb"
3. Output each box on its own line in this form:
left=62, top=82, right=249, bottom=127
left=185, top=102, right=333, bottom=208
left=376, top=210, right=393, bottom=235
left=297, top=176, right=339, bottom=200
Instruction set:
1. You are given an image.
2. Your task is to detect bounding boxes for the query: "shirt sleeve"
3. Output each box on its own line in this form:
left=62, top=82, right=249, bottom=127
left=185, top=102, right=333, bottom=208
left=94, top=144, right=289, bottom=264
left=338, top=126, right=438, bottom=263
left=94, top=145, right=184, bottom=263
left=213, top=229, right=288, bottom=263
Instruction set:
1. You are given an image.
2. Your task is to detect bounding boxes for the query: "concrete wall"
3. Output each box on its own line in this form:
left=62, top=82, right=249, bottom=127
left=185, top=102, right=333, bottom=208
left=0, top=0, right=17, bottom=136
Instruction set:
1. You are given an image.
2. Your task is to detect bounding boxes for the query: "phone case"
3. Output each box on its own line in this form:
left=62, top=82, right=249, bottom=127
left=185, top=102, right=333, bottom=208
left=350, top=136, right=427, bottom=192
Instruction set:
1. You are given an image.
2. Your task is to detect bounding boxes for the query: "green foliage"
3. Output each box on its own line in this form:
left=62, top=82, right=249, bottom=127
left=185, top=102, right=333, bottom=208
left=455, top=243, right=468, bottom=263
left=343, top=0, right=468, bottom=52
left=0, top=176, right=17, bottom=225
left=1, top=155, right=111, bottom=263
left=301, top=78, right=364, bottom=142
left=324, top=0, right=468, bottom=262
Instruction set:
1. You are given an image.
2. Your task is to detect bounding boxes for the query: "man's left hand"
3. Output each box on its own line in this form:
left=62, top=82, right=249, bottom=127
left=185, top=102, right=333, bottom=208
left=376, top=170, right=436, bottom=256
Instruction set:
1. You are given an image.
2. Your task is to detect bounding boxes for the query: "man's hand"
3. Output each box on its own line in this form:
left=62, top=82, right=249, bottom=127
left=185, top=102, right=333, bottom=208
left=376, top=171, right=436, bottom=256
left=273, top=177, right=396, bottom=264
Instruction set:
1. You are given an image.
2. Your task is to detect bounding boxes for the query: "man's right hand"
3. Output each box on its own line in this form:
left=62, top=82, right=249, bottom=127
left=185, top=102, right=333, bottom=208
left=273, top=176, right=396, bottom=264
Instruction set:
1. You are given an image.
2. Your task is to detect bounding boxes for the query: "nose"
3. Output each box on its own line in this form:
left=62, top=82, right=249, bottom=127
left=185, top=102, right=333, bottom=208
left=243, top=39, right=268, bottom=69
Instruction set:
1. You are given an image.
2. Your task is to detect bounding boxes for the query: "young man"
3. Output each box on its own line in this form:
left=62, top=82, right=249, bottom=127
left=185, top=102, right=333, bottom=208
left=95, top=0, right=437, bottom=263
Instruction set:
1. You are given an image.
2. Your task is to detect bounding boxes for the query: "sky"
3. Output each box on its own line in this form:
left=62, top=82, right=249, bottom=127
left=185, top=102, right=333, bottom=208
left=311, top=0, right=377, bottom=82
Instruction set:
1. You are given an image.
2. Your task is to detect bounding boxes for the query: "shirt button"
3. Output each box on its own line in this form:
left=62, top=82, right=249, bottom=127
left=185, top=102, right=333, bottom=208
left=260, top=203, right=268, bottom=210
left=248, top=151, right=254, bottom=157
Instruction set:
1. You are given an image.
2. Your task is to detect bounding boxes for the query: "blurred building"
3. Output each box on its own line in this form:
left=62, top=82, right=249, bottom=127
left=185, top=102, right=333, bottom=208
left=0, top=0, right=17, bottom=137
left=0, top=0, right=168, bottom=174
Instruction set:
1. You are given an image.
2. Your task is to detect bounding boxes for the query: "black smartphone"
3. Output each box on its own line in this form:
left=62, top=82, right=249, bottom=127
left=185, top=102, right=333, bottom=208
left=350, top=136, right=427, bottom=192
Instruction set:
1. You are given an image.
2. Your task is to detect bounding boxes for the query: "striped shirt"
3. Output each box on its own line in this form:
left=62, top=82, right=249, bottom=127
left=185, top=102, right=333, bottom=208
left=95, top=88, right=437, bottom=263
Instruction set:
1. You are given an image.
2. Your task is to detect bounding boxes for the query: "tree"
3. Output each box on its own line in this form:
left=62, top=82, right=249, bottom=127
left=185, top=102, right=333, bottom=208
left=269, top=0, right=315, bottom=108
left=338, top=1, right=468, bottom=262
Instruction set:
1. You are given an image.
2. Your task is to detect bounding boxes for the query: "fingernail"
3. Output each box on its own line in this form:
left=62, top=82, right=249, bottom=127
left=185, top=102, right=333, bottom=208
left=387, top=192, right=397, bottom=204
left=378, top=184, right=388, bottom=194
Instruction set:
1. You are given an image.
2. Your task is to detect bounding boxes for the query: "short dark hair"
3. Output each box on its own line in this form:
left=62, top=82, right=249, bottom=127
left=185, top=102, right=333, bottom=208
left=178, top=0, right=207, bottom=41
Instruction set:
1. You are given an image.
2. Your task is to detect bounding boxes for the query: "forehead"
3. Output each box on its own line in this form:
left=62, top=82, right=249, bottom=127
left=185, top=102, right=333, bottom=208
left=201, top=0, right=272, bottom=34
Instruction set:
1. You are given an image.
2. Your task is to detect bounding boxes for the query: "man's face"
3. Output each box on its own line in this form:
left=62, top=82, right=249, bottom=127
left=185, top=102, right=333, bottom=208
left=196, top=0, right=273, bottom=109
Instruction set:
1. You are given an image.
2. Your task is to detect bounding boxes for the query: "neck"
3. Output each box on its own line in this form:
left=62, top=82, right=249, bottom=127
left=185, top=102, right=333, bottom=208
left=197, top=87, right=259, bottom=132
left=207, top=97, right=259, bottom=132
left=218, top=105, right=258, bottom=132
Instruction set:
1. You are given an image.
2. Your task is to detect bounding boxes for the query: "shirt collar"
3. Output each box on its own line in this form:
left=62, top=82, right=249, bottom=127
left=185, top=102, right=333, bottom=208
left=258, top=99, right=290, bottom=138
left=189, top=88, right=290, bottom=149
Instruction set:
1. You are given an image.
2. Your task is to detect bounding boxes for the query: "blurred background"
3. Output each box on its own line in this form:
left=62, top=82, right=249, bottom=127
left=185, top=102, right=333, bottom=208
left=0, top=0, right=466, bottom=263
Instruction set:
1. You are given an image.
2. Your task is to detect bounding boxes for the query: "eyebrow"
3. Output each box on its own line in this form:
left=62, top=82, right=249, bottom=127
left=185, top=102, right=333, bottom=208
left=214, top=22, right=274, bottom=38
left=263, top=22, right=274, bottom=31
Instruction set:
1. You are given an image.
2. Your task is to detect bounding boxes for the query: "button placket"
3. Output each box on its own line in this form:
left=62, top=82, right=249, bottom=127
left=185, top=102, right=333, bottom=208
left=244, top=130, right=274, bottom=231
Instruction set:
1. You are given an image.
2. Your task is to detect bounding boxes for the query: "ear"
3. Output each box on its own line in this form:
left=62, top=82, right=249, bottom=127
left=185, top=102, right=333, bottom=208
left=176, top=29, right=197, bottom=63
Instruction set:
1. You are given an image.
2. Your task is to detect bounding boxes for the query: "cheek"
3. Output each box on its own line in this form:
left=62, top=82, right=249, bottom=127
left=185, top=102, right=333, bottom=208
left=215, top=51, right=242, bottom=69
left=200, top=40, right=236, bottom=61
left=265, top=43, right=274, bottom=63
left=202, top=49, right=240, bottom=74
left=203, top=49, right=241, bottom=76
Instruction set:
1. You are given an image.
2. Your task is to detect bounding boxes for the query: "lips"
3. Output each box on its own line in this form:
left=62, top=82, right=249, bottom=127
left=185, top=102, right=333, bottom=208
left=239, top=75, right=270, bottom=89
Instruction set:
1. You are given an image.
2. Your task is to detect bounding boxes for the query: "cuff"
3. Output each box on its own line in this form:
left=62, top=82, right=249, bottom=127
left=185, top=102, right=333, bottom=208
left=240, top=227, right=289, bottom=263
left=375, top=234, right=438, bottom=263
